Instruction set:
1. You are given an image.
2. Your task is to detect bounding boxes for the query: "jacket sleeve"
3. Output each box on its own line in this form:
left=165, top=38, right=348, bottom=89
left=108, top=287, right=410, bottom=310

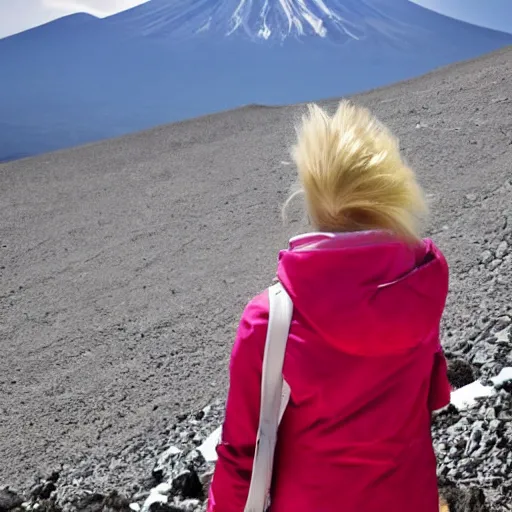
left=428, top=337, right=452, bottom=412
left=207, top=293, right=268, bottom=512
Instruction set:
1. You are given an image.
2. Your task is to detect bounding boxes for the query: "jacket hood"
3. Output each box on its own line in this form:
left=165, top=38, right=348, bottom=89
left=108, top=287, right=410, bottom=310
left=276, top=231, right=449, bottom=357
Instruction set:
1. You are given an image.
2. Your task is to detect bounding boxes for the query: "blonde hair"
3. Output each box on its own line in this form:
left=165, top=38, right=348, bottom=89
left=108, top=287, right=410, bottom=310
left=285, top=100, right=427, bottom=241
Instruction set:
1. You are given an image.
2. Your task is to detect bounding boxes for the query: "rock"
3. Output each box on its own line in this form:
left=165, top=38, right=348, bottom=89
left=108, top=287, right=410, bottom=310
left=73, top=491, right=131, bottom=512
left=47, top=472, right=60, bottom=484
left=199, top=469, right=214, bottom=489
left=31, top=500, right=62, bottom=512
left=496, top=241, right=508, bottom=259
left=179, top=500, right=200, bottom=512
left=74, top=493, right=106, bottom=512
left=439, top=484, right=489, bottom=512
left=433, top=360, right=512, bottom=510
left=148, top=504, right=185, bottom=512
left=30, top=484, right=45, bottom=499
left=184, top=451, right=204, bottom=468
left=104, top=491, right=132, bottom=511
left=489, top=259, right=502, bottom=270
left=447, top=359, right=476, bottom=389
left=141, top=490, right=168, bottom=512
left=152, top=447, right=182, bottom=484
left=480, top=250, right=493, bottom=264
left=472, top=349, right=491, bottom=366
left=495, top=326, right=510, bottom=344
left=31, top=482, right=56, bottom=500
left=171, top=470, right=203, bottom=500
left=495, top=316, right=511, bottom=331
left=0, top=488, right=24, bottom=512
left=5, top=352, right=509, bottom=512
left=464, top=426, right=483, bottom=456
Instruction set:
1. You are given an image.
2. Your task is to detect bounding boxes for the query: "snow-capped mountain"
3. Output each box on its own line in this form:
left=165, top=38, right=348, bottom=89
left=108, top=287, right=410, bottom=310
left=1, top=0, right=512, bottom=161
left=106, top=0, right=386, bottom=42
left=105, top=0, right=446, bottom=45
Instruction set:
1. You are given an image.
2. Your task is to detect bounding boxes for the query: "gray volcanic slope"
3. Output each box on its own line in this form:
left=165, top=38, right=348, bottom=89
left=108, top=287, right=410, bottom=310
left=1, top=46, right=511, bottom=492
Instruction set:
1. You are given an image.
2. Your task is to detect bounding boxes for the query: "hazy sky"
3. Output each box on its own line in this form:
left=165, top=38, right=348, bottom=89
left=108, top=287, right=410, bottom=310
left=0, top=0, right=511, bottom=39
left=0, top=0, right=149, bottom=38
left=411, top=0, right=512, bottom=34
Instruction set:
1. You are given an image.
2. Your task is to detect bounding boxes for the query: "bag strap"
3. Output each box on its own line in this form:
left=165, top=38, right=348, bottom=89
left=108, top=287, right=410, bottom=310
left=244, top=282, right=293, bottom=512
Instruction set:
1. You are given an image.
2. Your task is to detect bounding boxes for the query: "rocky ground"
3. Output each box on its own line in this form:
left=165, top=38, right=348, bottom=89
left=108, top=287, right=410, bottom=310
left=1, top=46, right=511, bottom=512
left=2, top=351, right=512, bottom=512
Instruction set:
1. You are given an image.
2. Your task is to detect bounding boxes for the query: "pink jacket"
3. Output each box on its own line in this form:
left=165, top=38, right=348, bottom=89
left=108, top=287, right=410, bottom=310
left=208, top=231, right=451, bottom=512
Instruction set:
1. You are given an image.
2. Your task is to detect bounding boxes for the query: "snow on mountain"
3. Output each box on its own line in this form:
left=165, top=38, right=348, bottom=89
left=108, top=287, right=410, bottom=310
left=1, top=0, right=511, bottom=161
left=106, top=0, right=373, bottom=41
left=105, top=0, right=433, bottom=45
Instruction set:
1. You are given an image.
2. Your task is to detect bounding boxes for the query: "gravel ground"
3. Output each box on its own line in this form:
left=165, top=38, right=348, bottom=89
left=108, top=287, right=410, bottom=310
left=0, top=46, right=511, bottom=510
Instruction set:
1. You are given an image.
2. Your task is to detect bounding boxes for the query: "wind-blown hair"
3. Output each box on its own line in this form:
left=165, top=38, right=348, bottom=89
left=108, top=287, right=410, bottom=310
left=285, top=100, right=427, bottom=241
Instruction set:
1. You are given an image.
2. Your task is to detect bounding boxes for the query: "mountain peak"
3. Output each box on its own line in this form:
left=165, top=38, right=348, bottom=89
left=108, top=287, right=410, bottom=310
left=224, top=0, right=362, bottom=40
left=108, top=0, right=400, bottom=42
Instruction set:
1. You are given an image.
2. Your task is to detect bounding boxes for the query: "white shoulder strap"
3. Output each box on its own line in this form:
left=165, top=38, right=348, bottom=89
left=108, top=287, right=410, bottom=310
left=244, top=282, right=293, bottom=512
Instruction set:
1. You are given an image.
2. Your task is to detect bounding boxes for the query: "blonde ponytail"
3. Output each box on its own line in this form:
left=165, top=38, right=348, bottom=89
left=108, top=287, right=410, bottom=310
left=287, top=100, right=428, bottom=241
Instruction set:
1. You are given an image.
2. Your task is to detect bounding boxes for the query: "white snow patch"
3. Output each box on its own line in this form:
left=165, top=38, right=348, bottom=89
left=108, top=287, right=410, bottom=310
left=258, top=25, right=272, bottom=39
left=297, top=0, right=326, bottom=36
left=279, top=0, right=296, bottom=34
left=221, top=0, right=363, bottom=41
left=492, top=366, right=512, bottom=386
left=450, top=380, right=496, bottom=410
left=304, top=12, right=326, bottom=36
left=227, top=0, right=248, bottom=36
left=450, top=367, right=512, bottom=411
left=198, top=425, right=222, bottom=462
left=258, top=0, right=272, bottom=39
left=141, top=488, right=168, bottom=512
left=197, top=17, right=212, bottom=33
left=311, top=0, right=361, bottom=40
left=312, top=0, right=334, bottom=17
left=154, top=482, right=172, bottom=495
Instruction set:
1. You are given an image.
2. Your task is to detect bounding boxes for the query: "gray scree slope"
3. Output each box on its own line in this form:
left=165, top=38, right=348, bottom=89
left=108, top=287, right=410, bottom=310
left=0, top=46, right=511, bottom=490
